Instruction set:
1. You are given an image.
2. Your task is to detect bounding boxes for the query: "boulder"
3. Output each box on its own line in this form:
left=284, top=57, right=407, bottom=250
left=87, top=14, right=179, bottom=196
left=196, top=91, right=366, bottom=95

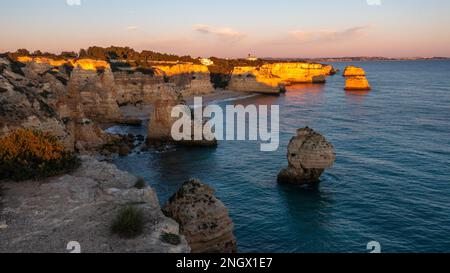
left=278, top=127, right=336, bottom=185
left=163, top=179, right=237, bottom=253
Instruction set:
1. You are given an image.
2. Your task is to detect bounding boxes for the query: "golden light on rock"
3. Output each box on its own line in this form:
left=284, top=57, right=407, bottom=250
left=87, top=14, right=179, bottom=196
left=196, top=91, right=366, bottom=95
left=343, top=66, right=366, bottom=77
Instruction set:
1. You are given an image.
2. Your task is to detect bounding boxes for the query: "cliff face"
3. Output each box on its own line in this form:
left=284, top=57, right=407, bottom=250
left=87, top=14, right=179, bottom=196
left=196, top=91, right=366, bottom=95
left=154, top=64, right=215, bottom=97
left=68, top=61, right=123, bottom=123
left=343, top=66, right=366, bottom=77
left=227, top=62, right=334, bottom=94
left=0, top=56, right=112, bottom=152
left=17, top=56, right=123, bottom=123
left=114, top=71, right=178, bottom=106
left=114, top=64, right=214, bottom=106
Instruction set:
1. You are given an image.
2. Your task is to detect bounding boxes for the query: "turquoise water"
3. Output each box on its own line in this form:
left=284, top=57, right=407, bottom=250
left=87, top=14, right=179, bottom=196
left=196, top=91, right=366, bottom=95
left=113, top=61, right=450, bottom=253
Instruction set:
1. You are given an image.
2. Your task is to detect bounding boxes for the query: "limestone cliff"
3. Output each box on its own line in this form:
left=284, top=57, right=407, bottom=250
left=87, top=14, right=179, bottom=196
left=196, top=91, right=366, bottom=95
left=0, top=56, right=112, bottom=152
left=345, top=76, right=371, bottom=91
left=343, top=66, right=366, bottom=77
left=16, top=56, right=123, bottom=123
left=68, top=60, right=123, bottom=123
left=227, top=62, right=335, bottom=94
left=0, top=156, right=190, bottom=253
left=146, top=92, right=217, bottom=147
left=163, top=179, right=237, bottom=253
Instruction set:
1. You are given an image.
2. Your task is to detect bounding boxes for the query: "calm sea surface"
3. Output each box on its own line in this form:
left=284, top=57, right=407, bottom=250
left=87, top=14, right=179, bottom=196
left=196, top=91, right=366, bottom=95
left=113, top=61, right=450, bottom=253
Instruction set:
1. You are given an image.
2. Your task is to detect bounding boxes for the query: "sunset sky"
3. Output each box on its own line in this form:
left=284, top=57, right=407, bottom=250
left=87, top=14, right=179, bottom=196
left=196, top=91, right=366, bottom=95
left=1, top=0, right=449, bottom=58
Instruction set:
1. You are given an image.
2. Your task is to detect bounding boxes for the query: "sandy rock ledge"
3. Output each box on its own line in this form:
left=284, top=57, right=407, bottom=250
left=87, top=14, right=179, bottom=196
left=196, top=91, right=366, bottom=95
left=0, top=156, right=190, bottom=253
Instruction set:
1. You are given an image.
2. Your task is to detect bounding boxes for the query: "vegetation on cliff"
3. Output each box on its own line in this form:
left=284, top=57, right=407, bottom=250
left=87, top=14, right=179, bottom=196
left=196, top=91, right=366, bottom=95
left=111, top=205, right=145, bottom=239
left=0, top=129, right=80, bottom=181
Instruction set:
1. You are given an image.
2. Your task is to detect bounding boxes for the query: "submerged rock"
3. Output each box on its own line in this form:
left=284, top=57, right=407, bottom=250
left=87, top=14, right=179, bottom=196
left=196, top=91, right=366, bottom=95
left=163, top=179, right=237, bottom=253
left=278, top=127, right=336, bottom=185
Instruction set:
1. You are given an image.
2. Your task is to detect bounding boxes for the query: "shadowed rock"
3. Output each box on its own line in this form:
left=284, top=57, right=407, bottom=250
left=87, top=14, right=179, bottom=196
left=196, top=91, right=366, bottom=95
left=163, top=179, right=237, bottom=253
left=278, top=127, right=336, bottom=185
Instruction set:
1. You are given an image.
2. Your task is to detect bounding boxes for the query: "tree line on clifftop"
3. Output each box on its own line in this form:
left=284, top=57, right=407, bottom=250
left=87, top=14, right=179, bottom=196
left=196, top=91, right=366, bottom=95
left=5, top=46, right=277, bottom=89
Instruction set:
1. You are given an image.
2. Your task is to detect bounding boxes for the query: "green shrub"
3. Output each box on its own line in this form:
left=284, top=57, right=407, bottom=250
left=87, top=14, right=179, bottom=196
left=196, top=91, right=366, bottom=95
left=0, top=129, right=81, bottom=181
left=161, top=232, right=181, bottom=245
left=111, top=205, right=145, bottom=238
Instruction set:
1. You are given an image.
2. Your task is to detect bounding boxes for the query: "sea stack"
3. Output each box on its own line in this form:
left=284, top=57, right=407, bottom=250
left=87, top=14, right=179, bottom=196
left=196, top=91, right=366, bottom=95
left=343, top=66, right=371, bottom=91
left=146, top=92, right=217, bottom=147
left=278, top=127, right=336, bottom=185
left=162, top=179, right=237, bottom=253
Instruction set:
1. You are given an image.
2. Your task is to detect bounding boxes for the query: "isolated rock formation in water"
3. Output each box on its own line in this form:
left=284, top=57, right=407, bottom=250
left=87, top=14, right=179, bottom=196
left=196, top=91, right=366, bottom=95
left=162, top=179, right=237, bottom=253
left=0, top=156, right=189, bottom=253
left=115, top=63, right=214, bottom=106
left=345, top=76, right=371, bottom=91
left=343, top=66, right=366, bottom=77
left=227, top=62, right=335, bottom=94
left=343, top=66, right=371, bottom=91
left=278, top=127, right=336, bottom=185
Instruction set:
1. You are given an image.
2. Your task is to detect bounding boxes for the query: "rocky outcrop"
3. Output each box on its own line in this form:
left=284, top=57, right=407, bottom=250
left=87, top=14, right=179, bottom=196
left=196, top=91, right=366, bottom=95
left=163, top=179, right=237, bottom=253
left=227, top=62, right=335, bottom=94
left=0, top=156, right=190, bottom=253
left=227, top=66, right=285, bottom=94
left=343, top=66, right=371, bottom=91
left=278, top=127, right=336, bottom=185
left=0, top=56, right=112, bottom=152
left=114, top=64, right=214, bottom=107
left=146, top=91, right=217, bottom=147
left=154, top=64, right=215, bottom=96
left=343, top=66, right=366, bottom=77
left=68, top=60, right=123, bottom=123
left=114, top=71, right=178, bottom=106
left=345, top=76, right=371, bottom=91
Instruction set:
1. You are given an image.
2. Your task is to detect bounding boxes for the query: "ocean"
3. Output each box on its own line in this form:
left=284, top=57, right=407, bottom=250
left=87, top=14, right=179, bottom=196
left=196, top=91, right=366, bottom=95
left=112, top=60, right=450, bottom=253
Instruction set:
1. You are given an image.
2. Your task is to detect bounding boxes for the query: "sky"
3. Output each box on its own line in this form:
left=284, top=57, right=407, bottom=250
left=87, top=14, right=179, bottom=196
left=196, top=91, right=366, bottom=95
left=0, top=0, right=449, bottom=58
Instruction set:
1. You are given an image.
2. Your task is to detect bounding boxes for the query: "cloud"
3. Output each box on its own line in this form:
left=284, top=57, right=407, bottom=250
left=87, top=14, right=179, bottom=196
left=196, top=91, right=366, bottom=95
left=367, top=0, right=382, bottom=6
left=194, top=24, right=246, bottom=42
left=126, top=26, right=138, bottom=31
left=66, top=0, right=81, bottom=6
left=289, top=25, right=371, bottom=44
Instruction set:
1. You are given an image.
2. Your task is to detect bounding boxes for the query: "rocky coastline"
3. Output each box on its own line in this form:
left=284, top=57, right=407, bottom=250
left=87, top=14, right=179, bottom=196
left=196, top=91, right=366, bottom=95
left=1, top=47, right=345, bottom=253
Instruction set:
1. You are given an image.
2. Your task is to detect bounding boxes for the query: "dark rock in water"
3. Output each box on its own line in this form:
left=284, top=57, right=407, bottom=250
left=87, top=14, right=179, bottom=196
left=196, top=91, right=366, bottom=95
left=278, top=127, right=336, bottom=185
left=162, top=179, right=237, bottom=253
